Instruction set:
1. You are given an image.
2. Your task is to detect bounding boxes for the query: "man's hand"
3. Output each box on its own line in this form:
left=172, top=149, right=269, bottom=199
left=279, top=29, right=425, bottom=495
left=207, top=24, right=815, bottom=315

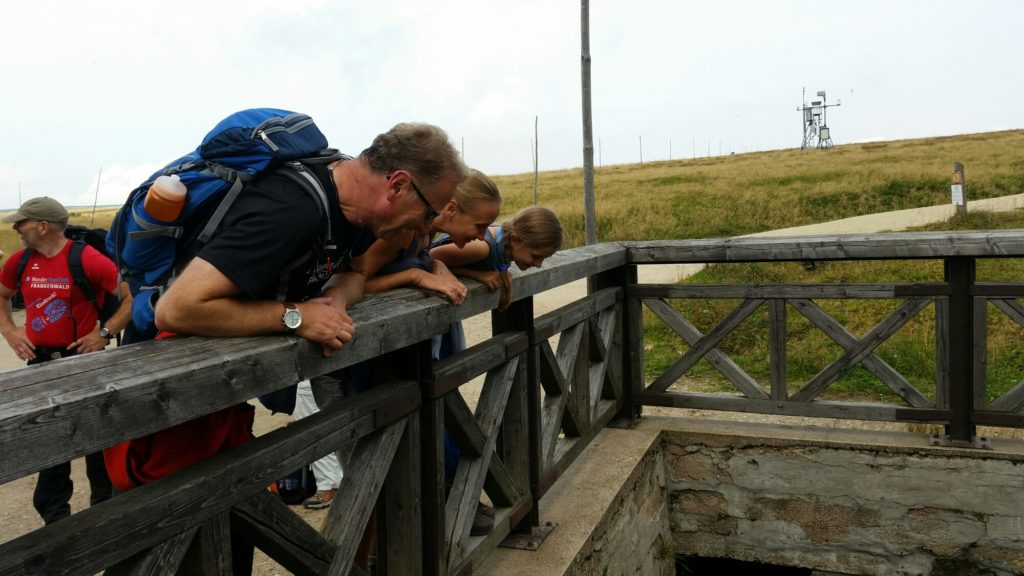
left=67, top=327, right=110, bottom=355
left=2, top=326, right=36, bottom=361
left=293, top=297, right=354, bottom=358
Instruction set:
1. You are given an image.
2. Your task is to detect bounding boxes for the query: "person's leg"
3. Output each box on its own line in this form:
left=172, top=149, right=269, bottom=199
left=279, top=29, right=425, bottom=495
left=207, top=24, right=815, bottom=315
left=85, top=450, right=113, bottom=506
left=33, top=461, right=73, bottom=524
left=297, top=379, right=343, bottom=509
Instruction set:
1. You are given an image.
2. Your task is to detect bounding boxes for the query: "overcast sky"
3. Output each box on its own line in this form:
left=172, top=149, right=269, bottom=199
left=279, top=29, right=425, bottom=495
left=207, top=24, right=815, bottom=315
left=2, top=0, right=1022, bottom=210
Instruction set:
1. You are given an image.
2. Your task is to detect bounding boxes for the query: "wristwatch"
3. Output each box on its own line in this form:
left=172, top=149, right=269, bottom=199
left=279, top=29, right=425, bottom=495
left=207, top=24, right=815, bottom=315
left=282, top=303, right=303, bottom=333
left=99, top=326, right=114, bottom=340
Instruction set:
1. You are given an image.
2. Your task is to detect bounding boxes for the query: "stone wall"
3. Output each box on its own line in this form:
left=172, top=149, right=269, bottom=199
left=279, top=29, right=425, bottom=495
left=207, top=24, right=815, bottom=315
left=567, top=444, right=675, bottom=576
left=664, top=430, right=1024, bottom=576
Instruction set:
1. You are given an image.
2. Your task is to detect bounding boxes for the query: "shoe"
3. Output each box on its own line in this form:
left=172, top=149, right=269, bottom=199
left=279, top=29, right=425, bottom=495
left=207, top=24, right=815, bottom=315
left=478, top=500, right=495, bottom=518
left=303, top=489, right=336, bottom=510
left=470, top=501, right=495, bottom=536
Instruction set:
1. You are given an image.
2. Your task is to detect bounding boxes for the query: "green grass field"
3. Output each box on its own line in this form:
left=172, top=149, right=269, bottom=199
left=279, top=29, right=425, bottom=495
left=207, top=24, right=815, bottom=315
left=490, top=129, right=1024, bottom=247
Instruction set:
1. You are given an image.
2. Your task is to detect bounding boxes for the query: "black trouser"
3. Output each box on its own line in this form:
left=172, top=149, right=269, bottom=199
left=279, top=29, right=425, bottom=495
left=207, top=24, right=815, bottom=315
left=29, top=347, right=114, bottom=524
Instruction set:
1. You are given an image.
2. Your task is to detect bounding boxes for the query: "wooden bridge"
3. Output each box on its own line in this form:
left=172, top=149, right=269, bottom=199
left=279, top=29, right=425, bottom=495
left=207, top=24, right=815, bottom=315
left=1, top=230, right=1023, bottom=575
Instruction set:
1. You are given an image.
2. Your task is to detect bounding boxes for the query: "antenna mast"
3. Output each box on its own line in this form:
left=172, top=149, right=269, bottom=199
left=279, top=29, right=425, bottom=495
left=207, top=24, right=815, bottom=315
left=796, top=88, right=841, bottom=150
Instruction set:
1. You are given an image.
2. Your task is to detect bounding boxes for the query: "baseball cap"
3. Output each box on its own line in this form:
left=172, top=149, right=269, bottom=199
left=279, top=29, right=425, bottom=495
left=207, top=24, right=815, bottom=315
left=2, top=197, right=69, bottom=224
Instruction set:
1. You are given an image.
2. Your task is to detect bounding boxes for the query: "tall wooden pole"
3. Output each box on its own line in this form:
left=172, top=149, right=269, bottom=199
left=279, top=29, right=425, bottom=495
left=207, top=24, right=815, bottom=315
left=581, top=0, right=596, bottom=245
left=533, top=116, right=539, bottom=205
left=91, top=166, right=102, bottom=227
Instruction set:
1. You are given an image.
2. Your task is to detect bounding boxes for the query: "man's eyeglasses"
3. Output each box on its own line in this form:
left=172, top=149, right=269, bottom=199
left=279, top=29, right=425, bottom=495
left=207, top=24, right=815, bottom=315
left=409, top=179, right=440, bottom=222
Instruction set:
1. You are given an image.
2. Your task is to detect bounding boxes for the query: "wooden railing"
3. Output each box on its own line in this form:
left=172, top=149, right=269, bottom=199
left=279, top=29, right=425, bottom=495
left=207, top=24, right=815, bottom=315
left=624, top=230, right=1024, bottom=444
left=1, top=231, right=1022, bottom=574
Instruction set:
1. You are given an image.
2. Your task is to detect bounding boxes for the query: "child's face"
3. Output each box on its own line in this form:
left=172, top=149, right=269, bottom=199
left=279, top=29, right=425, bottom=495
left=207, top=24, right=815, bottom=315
left=510, top=236, right=557, bottom=270
left=442, top=200, right=500, bottom=248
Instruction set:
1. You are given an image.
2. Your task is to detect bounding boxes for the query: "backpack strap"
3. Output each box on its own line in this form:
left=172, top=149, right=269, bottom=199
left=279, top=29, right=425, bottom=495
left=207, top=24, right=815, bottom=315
left=67, top=241, right=102, bottom=318
left=196, top=161, right=333, bottom=247
left=14, top=248, right=33, bottom=290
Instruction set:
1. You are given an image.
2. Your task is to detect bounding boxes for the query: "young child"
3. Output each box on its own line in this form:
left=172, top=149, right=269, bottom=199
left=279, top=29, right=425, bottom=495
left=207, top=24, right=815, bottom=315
left=431, top=205, right=563, bottom=311
left=359, top=169, right=502, bottom=304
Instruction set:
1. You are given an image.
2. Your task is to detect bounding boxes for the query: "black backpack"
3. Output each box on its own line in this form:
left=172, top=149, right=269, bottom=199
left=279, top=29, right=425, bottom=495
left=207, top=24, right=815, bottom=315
left=15, top=225, right=121, bottom=337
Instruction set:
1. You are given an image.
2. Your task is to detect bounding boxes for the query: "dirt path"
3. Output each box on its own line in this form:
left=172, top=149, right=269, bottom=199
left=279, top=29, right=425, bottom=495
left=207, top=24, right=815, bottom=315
left=3, top=193, right=1022, bottom=568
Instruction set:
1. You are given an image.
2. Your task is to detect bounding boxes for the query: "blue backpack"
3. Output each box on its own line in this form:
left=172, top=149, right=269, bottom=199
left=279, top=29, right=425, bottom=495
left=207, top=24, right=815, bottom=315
left=107, top=108, right=341, bottom=340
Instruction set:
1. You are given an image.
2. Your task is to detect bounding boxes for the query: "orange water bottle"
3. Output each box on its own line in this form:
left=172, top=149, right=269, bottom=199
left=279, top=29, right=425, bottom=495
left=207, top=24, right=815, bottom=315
left=143, top=175, right=188, bottom=222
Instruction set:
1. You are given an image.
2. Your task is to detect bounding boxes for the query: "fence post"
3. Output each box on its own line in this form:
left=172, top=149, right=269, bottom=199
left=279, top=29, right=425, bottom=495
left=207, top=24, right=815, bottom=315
left=592, top=264, right=642, bottom=422
left=940, top=257, right=979, bottom=445
left=492, top=296, right=540, bottom=532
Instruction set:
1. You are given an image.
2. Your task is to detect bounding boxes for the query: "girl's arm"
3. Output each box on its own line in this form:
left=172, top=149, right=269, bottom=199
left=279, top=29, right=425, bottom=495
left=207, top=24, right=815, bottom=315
left=449, top=267, right=502, bottom=291
left=357, top=231, right=412, bottom=280
left=429, top=238, right=492, bottom=268
left=364, top=264, right=467, bottom=304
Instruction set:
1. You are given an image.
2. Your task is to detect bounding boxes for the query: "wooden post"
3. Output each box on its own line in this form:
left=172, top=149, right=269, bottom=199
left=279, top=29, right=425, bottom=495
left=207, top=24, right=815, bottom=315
left=952, top=162, right=967, bottom=215
left=581, top=0, right=596, bottom=246
left=492, top=297, right=539, bottom=532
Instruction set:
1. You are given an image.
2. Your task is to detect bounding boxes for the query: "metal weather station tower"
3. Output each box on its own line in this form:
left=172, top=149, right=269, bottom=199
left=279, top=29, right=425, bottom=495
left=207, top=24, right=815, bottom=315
left=796, top=87, right=841, bottom=150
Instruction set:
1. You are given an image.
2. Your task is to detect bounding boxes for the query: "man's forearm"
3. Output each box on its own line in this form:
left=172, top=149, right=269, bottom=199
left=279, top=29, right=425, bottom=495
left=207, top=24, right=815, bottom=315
left=156, top=295, right=289, bottom=337
left=322, top=271, right=366, bottom=311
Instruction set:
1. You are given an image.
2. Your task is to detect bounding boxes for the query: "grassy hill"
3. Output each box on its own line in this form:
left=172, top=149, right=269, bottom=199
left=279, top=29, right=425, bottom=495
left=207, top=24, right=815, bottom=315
left=3, top=129, right=1021, bottom=258
left=491, top=129, right=1024, bottom=247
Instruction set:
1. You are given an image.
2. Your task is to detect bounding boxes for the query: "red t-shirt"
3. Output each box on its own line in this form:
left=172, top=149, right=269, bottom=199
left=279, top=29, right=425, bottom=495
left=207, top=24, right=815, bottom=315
left=0, top=241, right=118, bottom=347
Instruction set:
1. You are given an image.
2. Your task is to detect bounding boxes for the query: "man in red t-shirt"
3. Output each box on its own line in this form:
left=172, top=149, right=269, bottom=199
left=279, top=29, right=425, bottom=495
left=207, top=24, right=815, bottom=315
left=0, top=197, right=131, bottom=525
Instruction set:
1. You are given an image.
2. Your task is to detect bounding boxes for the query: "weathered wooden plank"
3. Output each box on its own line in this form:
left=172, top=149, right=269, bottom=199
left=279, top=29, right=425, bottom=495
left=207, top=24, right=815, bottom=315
left=104, top=526, right=197, bottom=576
left=935, top=297, right=950, bottom=409
left=623, top=231, right=1024, bottom=264
left=444, top=392, right=486, bottom=458
left=323, top=419, right=408, bottom=576
left=510, top=244, right=627, bottom=302
left=533, top=287, right=620, bottom=341
left=538, top=338, right=568, bottom=398
left=541, top=392, right=621, bottom=498
left=446, top=357, right=518, bottom=568
left=769, top=300, right=788, bottom=401
left=490, top=304, right=534, bottom=529
left=193, top=513, right=233, bottom=576
left=639, top=391, right=945, bottom=422
left=792, top=298, right=932, bottom=403
left=644, top=297, right=768, bottom=400
left=588, top=309, right=618, bottom=418
left=381, top=412, right=422, bottom=576
left=989, top=380, right=1024, bottom=413
left=0, top=383, right=412, bottom=576
left=596, top=307, right=622, bottom=402
left=540, top=346, right=571, bottom=470
left=647, top=298, right=766, bottom=395
left=420, top=393, right=447, bottom=576
left=538, top=338, right=582, bottom=440
left=630, top=283, right=916, bottom=299
left=431, top=332, right=528, bottom=398
left=232, top=490, right=334, bottom=576
left=789, top=298, right=933, bottom=407
left=974, top=298, right=991, bottom=409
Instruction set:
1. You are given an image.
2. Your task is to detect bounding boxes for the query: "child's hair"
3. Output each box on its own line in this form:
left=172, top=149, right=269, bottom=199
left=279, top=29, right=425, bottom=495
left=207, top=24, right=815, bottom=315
left=455, top=169, right=501, bottom=214
left=496, top=206, right=563, bottom=310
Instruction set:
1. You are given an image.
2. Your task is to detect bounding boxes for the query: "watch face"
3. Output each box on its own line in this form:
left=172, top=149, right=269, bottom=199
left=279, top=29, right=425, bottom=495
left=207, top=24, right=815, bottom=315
left=99, top=327, right=111, bottom=338
left=283, top=307, right=303, bottom=330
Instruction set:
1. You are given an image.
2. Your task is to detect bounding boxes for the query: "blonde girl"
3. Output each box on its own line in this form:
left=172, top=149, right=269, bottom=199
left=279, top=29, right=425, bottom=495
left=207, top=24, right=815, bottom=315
left=430, top=206, right=563, bottom=310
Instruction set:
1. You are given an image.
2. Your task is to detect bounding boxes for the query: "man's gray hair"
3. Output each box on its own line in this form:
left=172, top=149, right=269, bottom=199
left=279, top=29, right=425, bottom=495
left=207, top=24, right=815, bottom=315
left=361, top=122, right=469, bottom=187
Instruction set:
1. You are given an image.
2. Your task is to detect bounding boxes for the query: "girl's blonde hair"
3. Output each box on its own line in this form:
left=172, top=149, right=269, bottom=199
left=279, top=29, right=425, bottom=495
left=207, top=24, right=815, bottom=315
left=455, top=170, right=501, bottom=215
left=501, top=206, right=563, bottom=254
left=496, top=206, right=563, bottom=310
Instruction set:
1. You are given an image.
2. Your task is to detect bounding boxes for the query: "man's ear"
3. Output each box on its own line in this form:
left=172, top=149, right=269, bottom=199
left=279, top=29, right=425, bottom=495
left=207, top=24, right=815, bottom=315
left=387, top=170, right=412, bottom=198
